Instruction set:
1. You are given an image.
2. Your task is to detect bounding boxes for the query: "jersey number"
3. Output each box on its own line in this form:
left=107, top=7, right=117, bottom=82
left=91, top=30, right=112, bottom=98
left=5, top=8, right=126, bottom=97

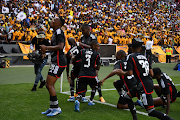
left=49, top=64, right=59, bottom=74
left=84, top=54, right=91, bottom=68
left=138, top=60, right=149, bottom=76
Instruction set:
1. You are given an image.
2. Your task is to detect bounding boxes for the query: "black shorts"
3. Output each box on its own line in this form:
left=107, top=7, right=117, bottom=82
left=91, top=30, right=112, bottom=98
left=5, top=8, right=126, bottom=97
left=71, top=62, right=81, bottom=80
left=160, top=95, right=177, bottom=105
left=116, top=80, right=124, bottom=89
left=77, top=76, right=99, bottom=95
left=48, top=63, right=65, bottom=78
left=129, top=84, right=154, bottom=109
left=118, top=95, right=127, bottom=105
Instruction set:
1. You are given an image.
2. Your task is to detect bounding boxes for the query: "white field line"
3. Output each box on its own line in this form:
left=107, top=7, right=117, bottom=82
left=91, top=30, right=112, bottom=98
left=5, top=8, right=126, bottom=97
left=61, top=84, right=180, bottom=116
left=175, top=84, right=180, bottom=86
left=61, top=88, right=148, bottom=116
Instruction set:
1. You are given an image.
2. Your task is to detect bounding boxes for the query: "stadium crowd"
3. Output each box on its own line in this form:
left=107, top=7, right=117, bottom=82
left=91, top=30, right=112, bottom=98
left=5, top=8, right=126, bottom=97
left=0, top=0, right=180, bottom=47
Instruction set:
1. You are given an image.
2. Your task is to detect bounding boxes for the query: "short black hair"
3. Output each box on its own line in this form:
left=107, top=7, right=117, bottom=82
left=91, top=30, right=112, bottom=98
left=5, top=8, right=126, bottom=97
left=132, top=38, right=144, bottom=48
left=90, top=40, right=98, bottom=48
left=68, top=37, right=75, bottom=45
left=81, top=23, right=90, bottom=30
left=153, top=67, right=162, bottom=76
left=117, top=50, right=126, bottom=56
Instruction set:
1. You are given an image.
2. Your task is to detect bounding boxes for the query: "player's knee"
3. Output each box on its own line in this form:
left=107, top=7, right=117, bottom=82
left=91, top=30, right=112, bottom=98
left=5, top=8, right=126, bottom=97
left=124, top=92, right=132, bottom=99
left=147, top=108, right=155, bottom=116
left=117, top=103, right=127, bottom=109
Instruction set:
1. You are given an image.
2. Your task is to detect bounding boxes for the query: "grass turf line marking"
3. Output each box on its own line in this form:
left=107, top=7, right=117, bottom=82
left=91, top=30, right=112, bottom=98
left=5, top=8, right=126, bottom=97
left=61, top=89, right=148, bottom=116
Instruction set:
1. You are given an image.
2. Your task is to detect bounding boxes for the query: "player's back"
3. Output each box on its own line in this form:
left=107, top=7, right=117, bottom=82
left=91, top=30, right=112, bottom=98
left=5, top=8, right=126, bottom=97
left=67, top=45, right=83, bottom=65
left=127, top=52, right=153, bottom=94
left=114, top=59, right=136, bottom=91
left=159, top=72, right=177, bottom=101
left=78, top=48, right=100, bottom=78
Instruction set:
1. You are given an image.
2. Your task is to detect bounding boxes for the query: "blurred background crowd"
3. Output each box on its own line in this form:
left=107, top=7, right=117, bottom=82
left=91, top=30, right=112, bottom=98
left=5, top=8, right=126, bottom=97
left=0, top=0, right=180, bottom=47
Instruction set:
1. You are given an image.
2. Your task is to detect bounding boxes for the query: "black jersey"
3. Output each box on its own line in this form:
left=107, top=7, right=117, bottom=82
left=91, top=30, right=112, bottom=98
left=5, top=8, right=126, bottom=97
left=80, top=34, right=97, bottom=45
left=114, top=59, right=136, bottom=91
left=75, top=48, right=101, bottom=78
left=66, top=45, right=84, bottom=65
left=31, top=37, right=50, bottom=51
left=31, top=37, right=50, bottom=59
left=126, top=52, right=153, bottom=94
left=158, top=72, right=177, bottom=102
left=51, top=28, right=66, bottom=67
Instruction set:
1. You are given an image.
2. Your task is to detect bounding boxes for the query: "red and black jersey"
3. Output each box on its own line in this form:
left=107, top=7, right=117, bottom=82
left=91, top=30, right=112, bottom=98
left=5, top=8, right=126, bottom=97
left=66, top=45, right=83, bottom=65
left=75, top=48, right=101, bottom=78
left=50, top=28, right=67, bottom=67
left=158, top=72, right=177, bottom=102
left=114, top=59, right=136, bottom=91
left=126, top=52, right=153, bottom=94
left=80, top=34, right=97, bottom=45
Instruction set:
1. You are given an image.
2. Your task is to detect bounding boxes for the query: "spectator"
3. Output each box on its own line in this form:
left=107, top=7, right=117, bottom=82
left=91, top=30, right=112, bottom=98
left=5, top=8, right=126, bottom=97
left=165, top=45, right=173, bottom=63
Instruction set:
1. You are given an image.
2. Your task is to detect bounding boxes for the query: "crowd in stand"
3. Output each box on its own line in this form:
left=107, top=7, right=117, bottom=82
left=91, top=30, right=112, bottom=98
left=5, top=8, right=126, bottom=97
left=0, top=0, right=180, bottom=47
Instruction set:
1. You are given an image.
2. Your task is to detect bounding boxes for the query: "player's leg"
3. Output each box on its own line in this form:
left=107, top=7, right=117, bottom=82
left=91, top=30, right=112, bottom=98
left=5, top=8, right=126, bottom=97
left=113, top=80, right=124, bottom=95
left=154, top=84, right=162, bottom=97
left=67, top=71, right=76, bottom=101
left=143, top=94, right=174, bottom=120
left=88, top=77, right=98, bottom=106
left=41, top=65, right=65, bottom=117
left=123, top=86, right=138, bottom=120
left=75, top=77, right=87, bottom=111
left=153, top=97, right=164, bottom=107
left=42, top=75, right=62, bottom=116
left=117, top=96, right=129, bottom=109
left=97, top=81, right=105, bottom=102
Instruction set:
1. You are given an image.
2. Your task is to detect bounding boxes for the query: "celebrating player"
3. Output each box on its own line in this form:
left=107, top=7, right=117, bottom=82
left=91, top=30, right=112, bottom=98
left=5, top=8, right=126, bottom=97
left=66, top=37, right=90, bottom=102
left=72, top=40, right=101, bottom=112
left=115, top=38, right=174, bottom=120
left=101, top=50, right=137, bottom=119
left=80, top=23, right=105, bottom=102
left=40, top=17, right=66, bottom=117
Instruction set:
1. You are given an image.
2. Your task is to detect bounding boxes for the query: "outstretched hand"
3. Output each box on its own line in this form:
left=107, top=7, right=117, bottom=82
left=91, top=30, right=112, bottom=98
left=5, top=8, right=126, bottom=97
left=40, top=45, right=46, bottom=54
left=100, top=79, right=106, bottom=86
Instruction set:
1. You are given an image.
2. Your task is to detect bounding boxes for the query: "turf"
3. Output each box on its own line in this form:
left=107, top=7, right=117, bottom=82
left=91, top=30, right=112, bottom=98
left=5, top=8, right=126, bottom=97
left=0, top=63, right=179, bottom=120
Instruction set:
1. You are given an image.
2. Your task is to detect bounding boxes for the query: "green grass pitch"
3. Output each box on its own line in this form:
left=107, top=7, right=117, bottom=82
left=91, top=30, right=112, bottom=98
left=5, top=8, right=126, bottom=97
left=0, top=63, right=180, bottom=120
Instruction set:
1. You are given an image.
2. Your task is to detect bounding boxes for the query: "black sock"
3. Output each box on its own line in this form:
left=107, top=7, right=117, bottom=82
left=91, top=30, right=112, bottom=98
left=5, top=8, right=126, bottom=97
left=148, top=109, right=172, bottom=120
left=70, top=86, right=74, bottom=96
left=90, top=87, right=96, bottom=101
left=126, top=98, right=137, bottom=120
left=50, top=96, right=58, bottom=108
left=97, top=83, right=102, bottom=97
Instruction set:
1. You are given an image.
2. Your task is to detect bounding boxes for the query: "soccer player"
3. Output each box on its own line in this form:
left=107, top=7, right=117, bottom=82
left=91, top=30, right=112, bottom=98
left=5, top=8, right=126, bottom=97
left=40, top=17, right=66, bottom=117
left=135, top=67, right=177, bottom=116
left=116, top=38, right=174, bottom=120
left=80, top=23, right=105, bottom=102
left=80, top=23, right=97, bottom=45
left=152, top=67, right=177, bottom=115
left=66, top=37, right=90, bottom=102
left=101, top=50, right=137, bottom=119
left=73, top=40, right=101, bottom=112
